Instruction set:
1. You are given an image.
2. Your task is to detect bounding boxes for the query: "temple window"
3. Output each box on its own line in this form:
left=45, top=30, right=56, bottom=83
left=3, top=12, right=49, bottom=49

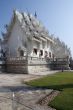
left=33, top=48, right=37, bottom=55
left=20, top=50, right=24, bottom=57
left=40, top=50, right=43, bottom=56
left=49, top=52, right=51, bottom=58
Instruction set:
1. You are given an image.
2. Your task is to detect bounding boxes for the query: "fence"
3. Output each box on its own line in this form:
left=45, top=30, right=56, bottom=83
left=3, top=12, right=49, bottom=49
left=50, top=57, right=70, bottom=70
left=0, top=56, right=70, bottom=73
left=6, top=56, right=52, bottom=74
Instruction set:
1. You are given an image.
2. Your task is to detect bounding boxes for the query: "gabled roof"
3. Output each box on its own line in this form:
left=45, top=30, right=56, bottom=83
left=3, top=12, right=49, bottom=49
left=2, top=10, right=54, bottom=43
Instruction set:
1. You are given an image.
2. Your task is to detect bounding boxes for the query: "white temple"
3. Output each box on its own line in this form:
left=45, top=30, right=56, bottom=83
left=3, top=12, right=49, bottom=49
left=0, top=10, right=55, bottom=74
left=2, top=10, right=54, bottom=59
left=0, top=10, right=71, bottom=74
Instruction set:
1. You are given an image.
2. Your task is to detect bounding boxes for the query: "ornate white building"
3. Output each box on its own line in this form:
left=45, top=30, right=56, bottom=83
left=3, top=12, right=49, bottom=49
left=1, top=10, right=55, bottom=74
left=2, top=10, right=54, bottom=59
left=0, top=10, right=71, bottom=74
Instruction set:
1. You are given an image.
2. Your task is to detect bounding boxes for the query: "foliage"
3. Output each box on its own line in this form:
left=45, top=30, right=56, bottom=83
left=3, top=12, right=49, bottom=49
left=51, top=36, right=71, bottom=58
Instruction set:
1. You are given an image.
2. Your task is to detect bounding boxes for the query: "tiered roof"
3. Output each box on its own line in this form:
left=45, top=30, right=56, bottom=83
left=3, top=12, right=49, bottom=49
left=2, top=10, right=54, bottom=43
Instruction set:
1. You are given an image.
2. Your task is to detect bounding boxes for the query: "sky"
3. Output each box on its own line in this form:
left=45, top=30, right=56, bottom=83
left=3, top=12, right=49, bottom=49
left=0, top=0, right=73, bottom=57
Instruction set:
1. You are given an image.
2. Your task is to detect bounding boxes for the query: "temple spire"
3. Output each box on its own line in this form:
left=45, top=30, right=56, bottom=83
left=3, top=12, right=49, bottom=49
left=34, top=11, right=37, bottom=18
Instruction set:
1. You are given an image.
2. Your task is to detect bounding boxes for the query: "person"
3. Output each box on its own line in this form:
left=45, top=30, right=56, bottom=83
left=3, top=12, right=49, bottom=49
left=62, top=67, right=64, bottom=72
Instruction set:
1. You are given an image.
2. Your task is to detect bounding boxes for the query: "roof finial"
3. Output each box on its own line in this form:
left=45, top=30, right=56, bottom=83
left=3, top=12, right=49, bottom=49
left=34, top=11, right=37, bottom=18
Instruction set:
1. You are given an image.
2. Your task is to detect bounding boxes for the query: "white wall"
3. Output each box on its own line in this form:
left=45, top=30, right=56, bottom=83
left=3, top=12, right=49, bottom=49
left=7, top=20, right=27, bottom=57
left=5, top=19, right=53, bottom=58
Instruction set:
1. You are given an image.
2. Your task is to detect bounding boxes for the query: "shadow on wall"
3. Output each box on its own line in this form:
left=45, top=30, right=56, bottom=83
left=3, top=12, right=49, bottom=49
left=6, top=57, right=28, bottom=74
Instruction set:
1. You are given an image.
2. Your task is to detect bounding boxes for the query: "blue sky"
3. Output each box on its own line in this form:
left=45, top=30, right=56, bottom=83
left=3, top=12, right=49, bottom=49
left=0, top=0, right=73, bottom=56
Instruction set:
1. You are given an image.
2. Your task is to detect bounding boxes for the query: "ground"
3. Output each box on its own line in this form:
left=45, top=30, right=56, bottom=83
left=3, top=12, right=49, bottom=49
left=26, top=71, right=73, bottom=110
left=0, top=72, right=55, bottom=110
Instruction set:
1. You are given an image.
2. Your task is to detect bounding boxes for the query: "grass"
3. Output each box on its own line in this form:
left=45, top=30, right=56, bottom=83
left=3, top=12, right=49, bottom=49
left=50, top=88, right=73, bottom=110
left=26, top=71, right=73, bottom=110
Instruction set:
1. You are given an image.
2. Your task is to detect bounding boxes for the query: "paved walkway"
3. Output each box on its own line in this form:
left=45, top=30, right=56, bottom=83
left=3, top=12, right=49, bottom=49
left=0, top=73, right=42, bottom=86
left=0, top=72, right=57, bottom=110
left=0, top=71, right=58, bottom=86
